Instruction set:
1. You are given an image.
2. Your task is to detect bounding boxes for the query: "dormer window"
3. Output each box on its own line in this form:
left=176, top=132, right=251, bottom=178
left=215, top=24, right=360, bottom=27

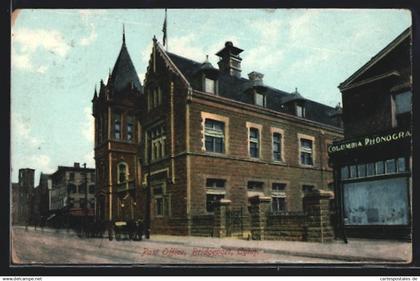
left=205, top=77, right=216, bottom=94
left=296, top=104, right=305, bottom=117
left=255, top=92, right=265, bottom=107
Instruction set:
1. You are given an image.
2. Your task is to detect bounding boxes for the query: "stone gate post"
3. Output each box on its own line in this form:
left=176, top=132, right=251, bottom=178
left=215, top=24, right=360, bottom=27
left=249, top=196, right=271, bottom=240
left=213, top=199, right=231, bottom=238
left=303, top=190, right=334, bottom=242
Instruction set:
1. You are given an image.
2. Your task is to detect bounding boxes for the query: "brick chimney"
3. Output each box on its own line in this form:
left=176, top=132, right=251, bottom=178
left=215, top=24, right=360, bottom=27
left=216, top=41, right=243, bottom=78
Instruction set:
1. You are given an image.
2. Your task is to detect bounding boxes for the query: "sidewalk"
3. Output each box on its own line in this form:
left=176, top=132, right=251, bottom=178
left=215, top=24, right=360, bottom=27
left=148, top=234, right=412, bottom=263
left=15, top=226, right=412, bottom=263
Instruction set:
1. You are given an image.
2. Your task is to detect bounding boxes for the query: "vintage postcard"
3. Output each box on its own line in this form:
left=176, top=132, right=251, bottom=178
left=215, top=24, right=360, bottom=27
left=10, top=8, right=413, bottom=265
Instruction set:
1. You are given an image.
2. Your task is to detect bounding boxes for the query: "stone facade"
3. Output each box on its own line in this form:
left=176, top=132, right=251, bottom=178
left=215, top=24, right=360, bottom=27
left=48, top=163, right=96, bottom=227
left=11, top=168, right=35, bottom=225
left=93, top=33, right=343, bottom=238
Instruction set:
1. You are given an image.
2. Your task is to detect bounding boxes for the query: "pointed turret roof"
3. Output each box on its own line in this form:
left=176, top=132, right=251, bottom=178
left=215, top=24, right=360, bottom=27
left=109, top=30, right=142, bottom=93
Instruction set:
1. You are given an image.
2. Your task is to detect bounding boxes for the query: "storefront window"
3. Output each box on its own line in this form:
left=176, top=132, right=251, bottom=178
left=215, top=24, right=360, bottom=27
left=366, top=163, right=375, bottom=176
left=358, top=164, right=366, bottom=178
left=386, top=159, right=396, bottom=174
left=341, top=166, right=349, bottom=179
left=349, top=165, right=357, bottom=178
left=343, top=177, right=409, bottom=225
left=376, top=161, right=385, bottom=175
left=397, top=157, right=407, bottom=172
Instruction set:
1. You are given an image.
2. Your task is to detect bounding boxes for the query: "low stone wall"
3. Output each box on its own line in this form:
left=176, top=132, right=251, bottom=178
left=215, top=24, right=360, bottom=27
left=249, top=191, right=335, bottom=243
left=265, top=212, right=306, bottom=241
left=191, top=215, right=214, bottom=237
left=151, top=217, right=190, bottom=236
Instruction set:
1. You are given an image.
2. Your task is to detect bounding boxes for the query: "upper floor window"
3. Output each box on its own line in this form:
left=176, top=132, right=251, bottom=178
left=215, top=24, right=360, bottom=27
left=205, top=119, right=225, bottom=153
left=249, top=128, right=260, bottom=158
left=272, top=182, right=286, bottom=192
left=299, top=138, right=313, bottom=166
left=206, top=178, right=226, bottom=189
left=69, top=172, right=75, bottom=181
left=79, top=184, right=86, bottom=194
left=255, top=92, right=265, bottom=107
left=147, top=124, right=166, bottom=161
left=148, top=87, right=162, bottom=111
left=88, top=184, right=95, bottom=194
left=205, top=78, right=216, bottom=94
left=394, top=91, right=412, bottom=127
left=67, top=184, right=77, bottom=194
left=296, top=104, right=305, bottom=117
left=113, top=113, right=121, bottom=140
left=118, top=162, right=128, bottom=184
left=247, top=181, right=264, bottom=191
left=127, top=116, right=134, bottom=142
left=302, top=184, right=315, bottom=196
left=272, top=132, right=282, bottom=161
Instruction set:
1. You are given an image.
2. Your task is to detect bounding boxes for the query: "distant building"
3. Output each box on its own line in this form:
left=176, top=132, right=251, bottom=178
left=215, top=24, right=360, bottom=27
left=92, top=31, right=343, bottom=236
left=11, top=183, right=19, bottom=224
left=37, top=173, right=52, bottom=223
left=11, top=168, right=35, bottom=225
left=48, top=163, right=96, bottom=227
left=329, top=27, right=412, bottom=239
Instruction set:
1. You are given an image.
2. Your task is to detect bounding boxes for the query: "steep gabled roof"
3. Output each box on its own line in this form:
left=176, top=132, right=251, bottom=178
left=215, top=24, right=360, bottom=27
left=110, top=37, right=142, bottom=93
left=339, top=27, right=411, bottom=90
left=165, top=51, right=340, bottom=127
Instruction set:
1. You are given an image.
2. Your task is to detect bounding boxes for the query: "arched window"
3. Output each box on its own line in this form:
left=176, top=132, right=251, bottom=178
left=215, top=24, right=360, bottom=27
left=118, top=162, right=128, bottom=183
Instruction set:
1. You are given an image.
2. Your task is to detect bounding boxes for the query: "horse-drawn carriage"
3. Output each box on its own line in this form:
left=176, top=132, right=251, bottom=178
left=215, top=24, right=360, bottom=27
left=108, top=219, right=144, bottom=241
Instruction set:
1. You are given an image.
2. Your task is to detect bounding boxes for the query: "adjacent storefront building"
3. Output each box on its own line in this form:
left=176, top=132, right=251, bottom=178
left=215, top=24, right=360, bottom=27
left=329, top=27, right=412, bottom=240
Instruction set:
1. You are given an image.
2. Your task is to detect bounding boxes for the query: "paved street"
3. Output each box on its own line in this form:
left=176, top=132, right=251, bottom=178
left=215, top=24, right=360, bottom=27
left=12, top=226, right=342, bottom=264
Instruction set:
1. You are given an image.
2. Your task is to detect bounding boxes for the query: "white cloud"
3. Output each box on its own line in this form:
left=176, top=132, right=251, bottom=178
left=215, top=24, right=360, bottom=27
left=288, top=48, right=332, bottom=74
left=11, top=49, right=33, bottom=71
left=36, top=65, right=48, bottom=74
left=12, top=27, right=70, bottom=73
left=244, top=45, right=285, bottom=72
left=13, top=28, right=70, bottom=57
left=168, top=34, right=207, bottom=62
left=29, top=154, right=55, bottom=174
left=250, top=18, right=283, bottom=42
left=288, top=10, right=321, bottom=42
left=81, top=106, right=94, bottom=144
left=12, top=113, right=42, bottom=148
left=79, top=23, right=97, bottom=46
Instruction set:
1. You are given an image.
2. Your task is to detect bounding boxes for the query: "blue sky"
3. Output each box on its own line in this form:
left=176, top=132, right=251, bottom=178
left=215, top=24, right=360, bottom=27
left=11, top=9, right=411, bottom=184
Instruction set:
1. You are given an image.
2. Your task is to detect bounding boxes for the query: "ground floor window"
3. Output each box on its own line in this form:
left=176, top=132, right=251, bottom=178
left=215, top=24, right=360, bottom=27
left=271, top=197, right=286, bottom=213
left=206, top=194, right=224, bottom=213
left=343, top=177, right=409, bottom=225
left=154, top=184, right=165, bottom=217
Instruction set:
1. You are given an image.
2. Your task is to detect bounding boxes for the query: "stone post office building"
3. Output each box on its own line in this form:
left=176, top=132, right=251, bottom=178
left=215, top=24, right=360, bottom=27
left=92, top=31, right=343, bottom=236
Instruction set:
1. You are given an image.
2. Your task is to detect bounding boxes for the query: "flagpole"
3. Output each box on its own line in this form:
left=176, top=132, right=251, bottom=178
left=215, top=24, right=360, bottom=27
left=162, top=9, right=168, bottom=51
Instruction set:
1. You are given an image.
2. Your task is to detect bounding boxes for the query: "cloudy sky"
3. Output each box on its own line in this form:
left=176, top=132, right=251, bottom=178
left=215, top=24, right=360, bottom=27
left=11, top=9, right=411, bottom=184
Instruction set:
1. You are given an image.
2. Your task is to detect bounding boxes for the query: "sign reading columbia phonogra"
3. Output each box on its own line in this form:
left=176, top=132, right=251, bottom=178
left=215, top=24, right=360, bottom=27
left=328, top=129, right=411, bottom=154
